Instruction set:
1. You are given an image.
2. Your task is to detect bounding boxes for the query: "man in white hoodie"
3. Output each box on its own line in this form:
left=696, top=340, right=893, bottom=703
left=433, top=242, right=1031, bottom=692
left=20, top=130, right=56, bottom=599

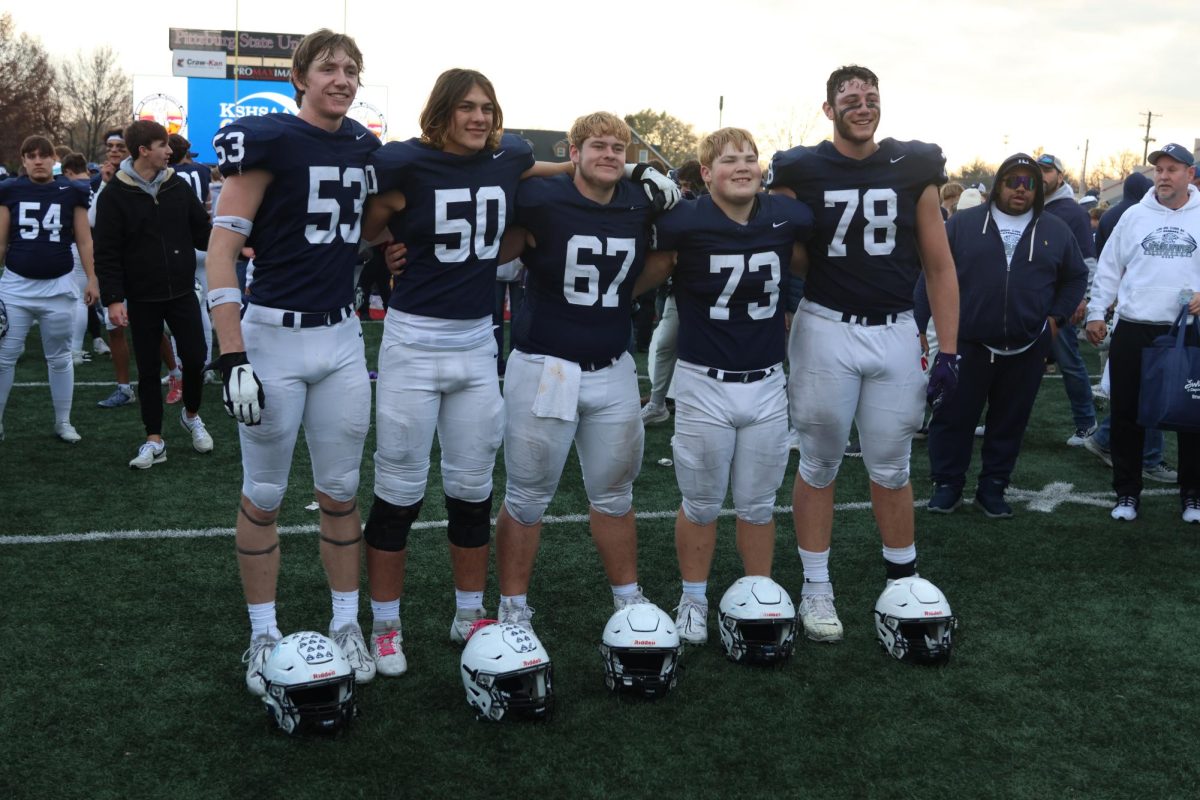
left=1085, top=143, right=1200, bottom=524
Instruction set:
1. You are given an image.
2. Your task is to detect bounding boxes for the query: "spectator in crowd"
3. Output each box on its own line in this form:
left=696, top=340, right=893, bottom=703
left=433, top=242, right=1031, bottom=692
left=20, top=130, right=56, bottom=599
left=94, top=120, right=213, bottom=468
left=59, top=153, right=101, bottom=367
left=1037, top=153, right=1100, bottom=448
left=917, top=154, right=1087, bottom=517
left=1085, top=143, right=1199, bottom=523
left=940, top=181, right=964, bottom=219
left=90, top=128, right=134, bottom=406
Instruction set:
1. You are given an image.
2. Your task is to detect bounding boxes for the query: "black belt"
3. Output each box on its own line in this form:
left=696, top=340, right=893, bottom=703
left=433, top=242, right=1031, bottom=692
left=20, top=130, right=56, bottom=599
left=706, top=366, right=776, bottom=383
left=281, top=305, right=355, bottom=328
left=841, top=312, right=899, bottom=326
left=579, top=356, right=620, bottom=372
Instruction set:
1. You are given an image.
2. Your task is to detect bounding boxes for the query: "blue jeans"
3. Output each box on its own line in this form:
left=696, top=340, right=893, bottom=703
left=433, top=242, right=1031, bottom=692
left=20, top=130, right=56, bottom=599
left=1051, top=324, right=1096, bottom=430
left=1092, top=415, right=1163, bottom=468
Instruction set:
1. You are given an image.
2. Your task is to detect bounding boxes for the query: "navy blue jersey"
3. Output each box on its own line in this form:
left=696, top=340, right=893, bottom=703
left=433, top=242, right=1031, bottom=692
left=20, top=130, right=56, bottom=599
left=0, top=175, right=90, bottom=279
left=213, top=114, right=379, bottom=312
left=654, top=194, right=813, bottom=370
left=370, top=133, right=534, bottom=319
left=174, top=162, right=211, bottom=205
left=512, top=174, right=654, bottom=362
left=768, top=138, right=945, bottom=315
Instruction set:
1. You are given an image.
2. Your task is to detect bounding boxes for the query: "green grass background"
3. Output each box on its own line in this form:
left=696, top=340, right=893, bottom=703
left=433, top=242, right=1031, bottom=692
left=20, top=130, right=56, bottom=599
left=2, top=321, right=1197, bottom=800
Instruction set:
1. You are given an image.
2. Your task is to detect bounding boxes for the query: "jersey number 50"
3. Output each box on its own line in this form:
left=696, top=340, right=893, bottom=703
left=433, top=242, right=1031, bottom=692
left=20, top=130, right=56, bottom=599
left=435, top=187, right=506, bottom=263
left=825, top=188, right=897, bottom=257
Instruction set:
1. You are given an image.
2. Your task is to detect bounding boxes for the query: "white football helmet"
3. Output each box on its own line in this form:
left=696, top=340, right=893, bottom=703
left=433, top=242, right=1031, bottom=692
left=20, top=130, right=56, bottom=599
left=874, top=577, right=957, bottom=665
left=460, top=622, right=553, bottom=721
left=261, top=631, right=356, bottom=735
left=718, top=576, right=797, bottom=665
left=599, top=603, right=681, bottom=698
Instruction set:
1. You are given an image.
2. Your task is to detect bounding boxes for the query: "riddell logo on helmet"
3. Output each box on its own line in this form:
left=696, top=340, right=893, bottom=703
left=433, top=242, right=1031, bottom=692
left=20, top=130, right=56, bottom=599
left=311, top=670, right=336, bottom=679
left=763, top=612, right=782, bottom=617
left=522, top=658, right=542, bottom=666
left=633, top=640, right=656, bottom=645
left=924, top=611, right=943, bottom=617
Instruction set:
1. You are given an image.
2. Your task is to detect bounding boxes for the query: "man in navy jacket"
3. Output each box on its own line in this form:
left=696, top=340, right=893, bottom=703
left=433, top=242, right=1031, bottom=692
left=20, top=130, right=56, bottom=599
left=916, top=153, right=1088, bottom=516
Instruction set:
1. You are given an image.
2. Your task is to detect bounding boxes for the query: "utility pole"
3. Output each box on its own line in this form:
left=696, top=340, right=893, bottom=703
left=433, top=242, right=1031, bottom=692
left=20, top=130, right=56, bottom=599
left=718, top=96, right=724, bottom=129
left=1080, top=138, right=1089, bottom=193
left=1141, top=110, right=1161, bottom=164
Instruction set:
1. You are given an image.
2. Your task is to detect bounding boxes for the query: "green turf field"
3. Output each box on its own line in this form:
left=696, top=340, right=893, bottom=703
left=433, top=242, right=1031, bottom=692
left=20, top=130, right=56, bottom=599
left=2, top=321, right=1197, bottom=800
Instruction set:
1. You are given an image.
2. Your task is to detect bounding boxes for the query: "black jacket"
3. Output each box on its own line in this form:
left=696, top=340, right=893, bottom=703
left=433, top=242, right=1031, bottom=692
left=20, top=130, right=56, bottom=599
left=915, top=153, right=1088, bottom=351
left=94, top=166, right=210, bottom=305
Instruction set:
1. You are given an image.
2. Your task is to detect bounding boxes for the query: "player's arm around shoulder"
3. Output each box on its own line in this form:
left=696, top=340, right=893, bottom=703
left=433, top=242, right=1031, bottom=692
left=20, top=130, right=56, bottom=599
left=634, top=250, right=676, bottom=297
left=207, top=169, right=271, bottom=353
left=521, top=160, right=572, bottom=180
left=0, top=204, right=10, bottom=265
left=916, top=184, right=958, bottom=351
left=363, top=189, right=407, bottom=244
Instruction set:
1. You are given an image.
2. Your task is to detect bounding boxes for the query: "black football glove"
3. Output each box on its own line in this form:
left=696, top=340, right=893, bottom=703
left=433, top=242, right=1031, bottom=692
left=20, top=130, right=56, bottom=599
left=217, top=351, right=266, bottom=425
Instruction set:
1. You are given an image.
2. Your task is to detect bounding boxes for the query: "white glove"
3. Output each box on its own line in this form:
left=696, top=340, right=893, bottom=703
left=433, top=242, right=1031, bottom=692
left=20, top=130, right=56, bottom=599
left=625, top=163, right=682, bottom=211
left=218, top=352, right=265, bottom=425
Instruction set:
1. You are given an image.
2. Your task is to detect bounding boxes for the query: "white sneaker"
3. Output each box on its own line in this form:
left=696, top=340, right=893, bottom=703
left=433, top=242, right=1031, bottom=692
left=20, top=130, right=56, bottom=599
left=674, top=594, right=708, bottom=644
left=242, top=632, right=280, bottom=696
left=798, top=591, right=844, bottom=642
left=180, top=410, right=214, bottom=453
left=1082, top=435, right=1112, bottom=467
left=92, top=336, right=111, bottom=356
left=1111, top=496, right=1138, bottom=521
left=1142, top=463, right=1178, bottom=483
left=974, top=425, right=986, bottom=438
left=1183, top=497, right=1200, bottom=524
left=640, top=402, right=670, bottom=425
left=498, top=600, right=536, bottom=632
left=1067, top=423, right=1098, bottom=447
left=72, top=351, right=91, bottom=366
left=330, top=622, right=376, bottom=683
left=613, top=587, right=650, bottom=611
left=370, top=619, right=407, bottom=677
left=54, top=422, right=81, bottom=443
left=129, top=440, right=167, bottom=469
left=449, top=607, right=489, bottom=644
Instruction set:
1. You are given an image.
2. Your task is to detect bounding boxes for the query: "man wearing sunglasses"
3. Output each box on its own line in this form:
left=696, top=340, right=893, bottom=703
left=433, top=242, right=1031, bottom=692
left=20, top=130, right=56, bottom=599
left=1038, top=153, right=1101, bottom=448
left=916, top=154, right=1087, bottom=517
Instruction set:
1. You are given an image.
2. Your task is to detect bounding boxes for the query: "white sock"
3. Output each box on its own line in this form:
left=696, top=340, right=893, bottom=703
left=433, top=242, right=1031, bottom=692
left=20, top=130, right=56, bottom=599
left=370, top=598, right=400, bottom=624
left=330, top=589, right=359, bottom=630
left=882, top=544, right=917, bottom=565
left=118, top=383, right=131, bottom=394
left=168, top=367, right=182, bottom=379
left=681, top=580, right=707, bottom=604
left=500, top=594, right=527, bottom=608
left=611, top=582, right=640, bottom=600
left=455, top=589, right=484, bottom=611
left=247, top=601, right=280, bottom=640
left=798, top=546, right=831, bottom=585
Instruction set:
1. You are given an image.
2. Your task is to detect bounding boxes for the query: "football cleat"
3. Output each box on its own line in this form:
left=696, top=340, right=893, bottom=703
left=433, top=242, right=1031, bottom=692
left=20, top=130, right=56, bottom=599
left=242, top=632, right=280, bottom=697
left=1111, top=496, right=1138, bottom=521
left=329, top=622, right=376, bottom=684
left=498, top=600, right=536, bottom=633
left=371, top=619, right=407, bottom=677
left=797, top=590, right=844, bottom=643
left=54, top=422, right=82, bottom=443
left=98, top=386, right=135, bottom=408
left=613, top=587, right=651, bottom=612
left=673, top=594, right=708, bottom=645
left=450, top=607, right=489, bottom=644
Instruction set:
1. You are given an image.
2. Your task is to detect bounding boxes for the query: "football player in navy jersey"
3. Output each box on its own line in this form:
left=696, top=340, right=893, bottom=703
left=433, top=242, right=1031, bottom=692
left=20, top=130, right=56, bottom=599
left=768, top=65, right=960, bottom=643
left=642, top=128, right=813, bottom=644
left=0, top=135, right=97, bottom=443
left=491, top=112, right=660, bottom=634
left=205, top=29, right=380, bottom=695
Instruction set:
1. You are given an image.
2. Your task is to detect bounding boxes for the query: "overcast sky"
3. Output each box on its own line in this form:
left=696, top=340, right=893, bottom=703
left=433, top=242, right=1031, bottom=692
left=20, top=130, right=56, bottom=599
left=12, top=0, right=1199, bottom=174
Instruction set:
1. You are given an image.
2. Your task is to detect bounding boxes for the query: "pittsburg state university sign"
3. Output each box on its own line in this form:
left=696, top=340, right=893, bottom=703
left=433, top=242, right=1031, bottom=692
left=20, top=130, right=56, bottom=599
left=168, top=28, right=305, bottom=59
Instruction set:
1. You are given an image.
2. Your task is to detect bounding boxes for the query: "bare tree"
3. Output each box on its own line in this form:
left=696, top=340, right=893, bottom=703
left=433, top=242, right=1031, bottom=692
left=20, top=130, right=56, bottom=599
left=0, top=13, right=65, bottom=169
left=757, top=107, right=822, bottom=159
left=57, top=46, right=130, bottom=160
left=1087, top=150, right=1141, bottom=188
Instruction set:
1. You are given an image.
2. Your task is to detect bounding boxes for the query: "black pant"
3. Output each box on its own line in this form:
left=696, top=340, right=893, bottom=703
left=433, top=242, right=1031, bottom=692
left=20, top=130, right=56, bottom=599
left=927, top=333, right=1050, bottom=491
left=126, top=294, right=206, bottom=436
left=1109, top=320, right=1199, bottom=499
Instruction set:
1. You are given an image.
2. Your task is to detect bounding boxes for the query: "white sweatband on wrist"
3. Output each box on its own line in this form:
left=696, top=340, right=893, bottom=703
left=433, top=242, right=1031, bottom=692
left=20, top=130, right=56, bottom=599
left=214, top=215, right=254, bottom=237
left=207, top=287, right=243, bottom=310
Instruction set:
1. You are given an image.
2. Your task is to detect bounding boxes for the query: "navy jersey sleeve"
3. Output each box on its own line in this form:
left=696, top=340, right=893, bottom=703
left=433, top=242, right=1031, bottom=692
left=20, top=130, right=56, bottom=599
left=212, top=116, right=282, bottom=176
left=505, top=133, right=535, bottom=174
left=71, top=180, right=92, bottom=209
left=780, top=195, right=815, bottom=242
left=898, top=140, right=948, bottom=190
left=368, top=141, right=412, bottom=195
left=649, top=201, right=693, bottom=252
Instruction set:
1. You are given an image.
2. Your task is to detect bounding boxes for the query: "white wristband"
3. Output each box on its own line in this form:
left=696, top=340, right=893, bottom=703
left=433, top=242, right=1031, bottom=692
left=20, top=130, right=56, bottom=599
left=207, top=286, right=242, bottom=310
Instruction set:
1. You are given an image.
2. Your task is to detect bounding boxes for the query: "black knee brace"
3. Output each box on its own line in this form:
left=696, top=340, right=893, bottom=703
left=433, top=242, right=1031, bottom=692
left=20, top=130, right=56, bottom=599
left=446, top=494, right=492, bottom=548
left=363, top=495, right=423, bottom=552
